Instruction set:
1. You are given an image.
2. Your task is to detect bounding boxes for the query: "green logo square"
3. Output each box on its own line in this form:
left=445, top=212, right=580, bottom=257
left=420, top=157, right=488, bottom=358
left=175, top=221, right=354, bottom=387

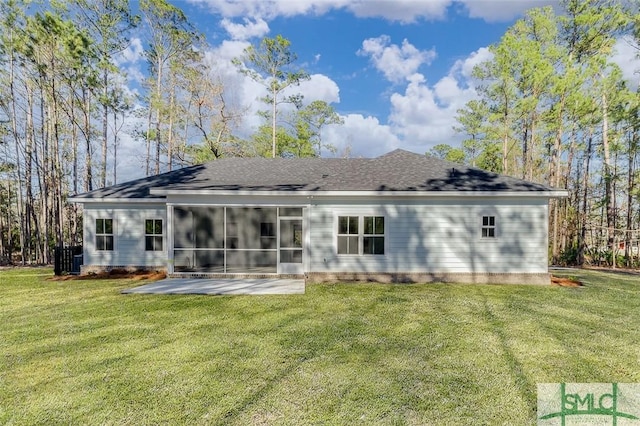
left=538, top=383, right=640, bottom=425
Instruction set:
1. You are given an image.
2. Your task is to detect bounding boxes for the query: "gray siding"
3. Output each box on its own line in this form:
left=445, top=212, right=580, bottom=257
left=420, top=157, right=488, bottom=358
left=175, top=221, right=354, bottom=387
left=83, top=203, right=167, bottom=267
left=80, top=195, right=550, bottom=276
left=309, top=198, right=549, bottom=274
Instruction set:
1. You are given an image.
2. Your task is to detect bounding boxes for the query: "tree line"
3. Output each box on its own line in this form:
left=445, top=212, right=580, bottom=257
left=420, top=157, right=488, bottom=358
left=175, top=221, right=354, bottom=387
left=0, top=0, right=340, bottom=264
left=1, top=0, right=639, bottom=269
left=444, top=0, right=640, bottom=268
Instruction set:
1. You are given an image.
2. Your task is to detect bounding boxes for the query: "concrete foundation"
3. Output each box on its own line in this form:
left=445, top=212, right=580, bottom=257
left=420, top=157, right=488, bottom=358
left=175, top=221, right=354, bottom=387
left=305, top=272, right=551, bottom=285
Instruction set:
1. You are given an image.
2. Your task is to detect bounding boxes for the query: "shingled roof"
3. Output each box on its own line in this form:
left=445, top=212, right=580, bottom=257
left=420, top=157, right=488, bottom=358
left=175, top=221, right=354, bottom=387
left=70, top=149, right=561, bottom=200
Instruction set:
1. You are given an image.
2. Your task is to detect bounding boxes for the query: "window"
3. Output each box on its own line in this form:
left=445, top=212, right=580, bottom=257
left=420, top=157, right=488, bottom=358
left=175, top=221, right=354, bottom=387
left=96, top=218, right=113, bottom=251
left=338, top=215, right=385, bottom=255
left=260, top=222, right=276, bottom=249
left=363, top=216, right=385, bottom=255
left=481, top=216, right=496, bottom=238
left=337, top=216, right=359, bottom=254
left=145, top=219, right=163, bottom=251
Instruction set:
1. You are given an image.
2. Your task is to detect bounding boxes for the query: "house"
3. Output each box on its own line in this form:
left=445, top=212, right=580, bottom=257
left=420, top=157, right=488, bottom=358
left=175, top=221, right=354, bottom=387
left=69, top=149, right=567, bottom=284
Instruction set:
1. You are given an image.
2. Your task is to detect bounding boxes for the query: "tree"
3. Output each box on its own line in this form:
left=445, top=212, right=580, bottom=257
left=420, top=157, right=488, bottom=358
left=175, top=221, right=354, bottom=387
left=180, top=61, right=245, bottom=162
left=427, top=144, right=466, bottom=164
left=140, top=0, right=201, bottom=175
left=454, top=1, right=638, bottom=267
left=70, top=0, right=138, bottom=187
left=250, top=124, right=308, bottom=158
left=454, top=99, right=488, bottom=167
left=561, top=0, right=630, bottom=267
left=21, top=9, right=96, bottom=260
left=233, top=35, right=310, bottom=158
left=295, top=100, right=343, bottom=156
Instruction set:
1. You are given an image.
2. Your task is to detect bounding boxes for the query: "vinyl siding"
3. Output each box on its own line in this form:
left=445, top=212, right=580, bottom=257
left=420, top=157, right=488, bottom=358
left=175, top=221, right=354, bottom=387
left=83, top=203, right=167, bottom=267
left=308, top=198, right=549, bottom=274
left=79, top=195, right=550, bottom=275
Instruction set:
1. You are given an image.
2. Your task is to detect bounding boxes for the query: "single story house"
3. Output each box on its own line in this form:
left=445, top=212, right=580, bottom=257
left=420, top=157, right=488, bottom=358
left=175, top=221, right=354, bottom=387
left=69, top=149, right=567, bottom=284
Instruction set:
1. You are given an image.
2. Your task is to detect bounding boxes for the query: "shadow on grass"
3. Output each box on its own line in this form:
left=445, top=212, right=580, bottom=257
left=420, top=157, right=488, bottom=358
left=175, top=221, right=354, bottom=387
left=479, top=289, right=537, bottom=416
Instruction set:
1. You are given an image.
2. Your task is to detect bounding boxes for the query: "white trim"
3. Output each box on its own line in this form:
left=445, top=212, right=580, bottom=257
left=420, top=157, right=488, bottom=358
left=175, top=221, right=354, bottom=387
left=71, top=190, right=568, bottom=203
left=166, top=202, right=309, bottom=208
left=335, top=214, right=386, bottom=257
left=95, top=217, right=115, bottom=252
left=143, top=218, right=164, bottom=252
left=152, top=189, right=569, bottom=198
left=68, top=197, right=166, bottom=203
left=480, top=215, right=497, bottom=239
left=167, top=206, right=174, bottom=274
left=304, top=204, right=310, bottom=274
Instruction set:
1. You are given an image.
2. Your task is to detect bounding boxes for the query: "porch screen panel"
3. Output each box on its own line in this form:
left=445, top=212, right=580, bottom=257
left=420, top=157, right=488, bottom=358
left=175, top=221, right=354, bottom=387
left=173, top=208, right=193, bottom=248
left=226, top=207, right=276, bottom=250
left=194, top=250, right=224, bottom=272
left=226, top=207, right=277, bottom=273
left=226, top=250, right=277, bottom=273
left=173, top=206, right=278, bottom=273
left=193, top=207, right=224, bottom=248
left=173, top=207, right=224, bottom=272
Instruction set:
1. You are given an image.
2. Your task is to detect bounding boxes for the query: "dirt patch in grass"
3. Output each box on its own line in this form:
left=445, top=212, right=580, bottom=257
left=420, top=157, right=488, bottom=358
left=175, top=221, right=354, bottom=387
left=551, top=275, right=583, bottom=287
left=49, top=269, right=166, bottom=282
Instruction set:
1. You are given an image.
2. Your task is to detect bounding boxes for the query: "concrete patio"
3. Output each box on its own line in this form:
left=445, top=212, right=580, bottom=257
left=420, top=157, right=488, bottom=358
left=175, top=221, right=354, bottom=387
left=122, top=277, right=305, bottom=295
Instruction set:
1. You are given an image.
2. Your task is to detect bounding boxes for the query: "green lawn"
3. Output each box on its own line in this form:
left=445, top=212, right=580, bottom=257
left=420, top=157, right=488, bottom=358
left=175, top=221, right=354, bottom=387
left=1, top=268, right=639, bottom=425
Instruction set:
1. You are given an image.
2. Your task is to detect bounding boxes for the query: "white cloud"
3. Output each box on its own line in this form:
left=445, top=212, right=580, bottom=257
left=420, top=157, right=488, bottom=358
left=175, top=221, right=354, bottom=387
left=386, top=47, right=485, bottom=152
left=323, top=114, right=402, bottom=157
left=321, top=46, right=488, bottom=158
left=457, top=0, right=559, bottom=23
left=220, top=17, right=270, bottom=40
left=612, top=36, right=640, bottom=90
left=187, top=0, right=347, bottom=20
left=348, top=0, right=450, bottom=22
left=188, top=0, right=561, bottom=23
left=296, top=74, right=341, bottom=105
left=124, top=65, right=145, bottom=85
left=188, top=0, right=450, bottom=23
left=210, top=39, right=251, bottom=62
left=359, top=35, right=437, bottom=83
left=115, top=37, right=144, bottom=65
left=452, top=46, right=493, bottom=80
left=113, top=37, right=146, bottom=85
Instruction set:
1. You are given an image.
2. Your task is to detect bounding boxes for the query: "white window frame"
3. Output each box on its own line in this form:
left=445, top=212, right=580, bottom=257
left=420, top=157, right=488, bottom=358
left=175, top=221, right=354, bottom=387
left=337, top=215, right=385, bottom=256
left=363, top=216, right=385, bottom=255
left=96, top=218, right=114, bottom=251
left=337, top=215, right=360, bottom=255
left=481, top=215, right=496, bottom=238
left=145, top=218, right=163, bottom=251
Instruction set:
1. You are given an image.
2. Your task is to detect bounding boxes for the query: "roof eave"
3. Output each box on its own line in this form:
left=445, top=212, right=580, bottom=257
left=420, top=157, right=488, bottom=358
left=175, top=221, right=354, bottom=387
left=150, top=188, right=569, bottom=198
left=68, top=196, right=166, bottom=204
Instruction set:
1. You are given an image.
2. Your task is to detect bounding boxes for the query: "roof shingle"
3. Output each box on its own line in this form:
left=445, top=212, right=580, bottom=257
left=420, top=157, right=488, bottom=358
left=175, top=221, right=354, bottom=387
left=71, top=149, right=558, bottom=200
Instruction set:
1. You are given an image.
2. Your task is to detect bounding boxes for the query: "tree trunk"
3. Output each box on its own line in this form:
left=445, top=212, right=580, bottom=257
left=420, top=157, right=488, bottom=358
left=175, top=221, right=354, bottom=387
left=145, top=106, right=152, bottom=176
left=101, top=71, right=109, bottom=188
left=167, top=86, right=175, bottom=171
left=9, top=50, right=26, bottom=264
left=272, top=85, right=277, bottom=158
left=84, top=88, right=93, bottom=192
left=550, top=96, right=565, bottom=264
left=578, top=130, right=593, bottom=266
left=601, top=92, right=616, bottom=268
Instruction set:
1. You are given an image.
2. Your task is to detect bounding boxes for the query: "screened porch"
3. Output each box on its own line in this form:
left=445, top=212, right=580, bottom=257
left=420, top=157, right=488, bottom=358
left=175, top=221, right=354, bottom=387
left=171, top=206, right=303, bottom=274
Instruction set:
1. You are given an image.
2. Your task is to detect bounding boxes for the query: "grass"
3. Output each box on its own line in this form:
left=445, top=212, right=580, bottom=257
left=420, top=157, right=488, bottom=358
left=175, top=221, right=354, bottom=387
left=1, top=268, right=639, bottom=425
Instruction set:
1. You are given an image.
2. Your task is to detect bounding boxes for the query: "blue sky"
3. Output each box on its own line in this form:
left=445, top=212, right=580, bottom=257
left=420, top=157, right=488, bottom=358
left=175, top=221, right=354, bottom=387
left=115, top=0, right=640, bottom=176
